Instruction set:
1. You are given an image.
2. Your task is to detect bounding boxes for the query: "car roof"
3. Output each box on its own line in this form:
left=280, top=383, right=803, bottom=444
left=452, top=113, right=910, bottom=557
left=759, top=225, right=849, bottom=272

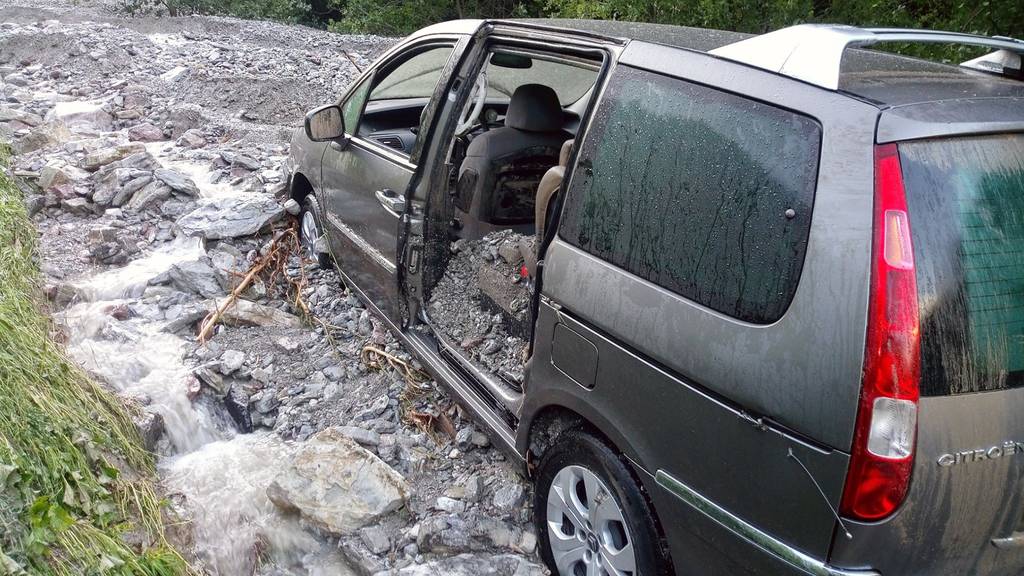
left=420, top=19, right=1024, bottom=110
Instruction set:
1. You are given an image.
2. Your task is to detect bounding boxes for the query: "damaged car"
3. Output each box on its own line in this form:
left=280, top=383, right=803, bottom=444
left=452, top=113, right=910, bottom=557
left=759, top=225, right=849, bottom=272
left=286, top=18, right=1024, bottom=576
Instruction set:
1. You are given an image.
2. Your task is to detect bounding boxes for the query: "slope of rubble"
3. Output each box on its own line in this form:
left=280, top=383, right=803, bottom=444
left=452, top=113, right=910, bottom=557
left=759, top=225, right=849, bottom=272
left=0, top=2, right=545, bottom=575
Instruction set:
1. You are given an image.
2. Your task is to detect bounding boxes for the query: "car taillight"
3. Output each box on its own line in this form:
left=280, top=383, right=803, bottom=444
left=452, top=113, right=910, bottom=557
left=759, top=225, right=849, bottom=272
left=839, top=144, right=921, bottom=522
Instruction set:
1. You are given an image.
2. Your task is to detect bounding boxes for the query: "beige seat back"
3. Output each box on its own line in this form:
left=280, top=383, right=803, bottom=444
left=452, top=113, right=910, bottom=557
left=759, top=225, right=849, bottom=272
left=535, top=138, right=574, bottom=238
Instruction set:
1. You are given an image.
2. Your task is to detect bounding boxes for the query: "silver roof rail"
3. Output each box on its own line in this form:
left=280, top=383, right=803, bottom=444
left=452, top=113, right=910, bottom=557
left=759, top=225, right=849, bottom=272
left=709, top=24, right=1024, bottom=90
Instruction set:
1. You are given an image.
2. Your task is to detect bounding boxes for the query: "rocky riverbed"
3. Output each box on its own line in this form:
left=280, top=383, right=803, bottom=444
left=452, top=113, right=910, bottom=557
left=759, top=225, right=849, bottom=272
left=0, top=1, right=545, bottom=574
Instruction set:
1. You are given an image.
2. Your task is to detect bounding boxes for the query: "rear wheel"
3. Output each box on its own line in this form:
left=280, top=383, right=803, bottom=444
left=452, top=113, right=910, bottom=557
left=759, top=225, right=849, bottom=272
left=300, top=195, right=331, bottom=269
left=534, top=430, right=672, bottom=576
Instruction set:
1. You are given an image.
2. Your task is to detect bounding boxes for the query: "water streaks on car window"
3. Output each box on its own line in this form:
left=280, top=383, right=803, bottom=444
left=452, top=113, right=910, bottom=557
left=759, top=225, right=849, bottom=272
left=560, top=66, right=821, bottom=324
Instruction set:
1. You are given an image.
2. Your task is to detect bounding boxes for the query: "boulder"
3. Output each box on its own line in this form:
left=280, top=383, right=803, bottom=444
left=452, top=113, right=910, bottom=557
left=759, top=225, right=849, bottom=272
left=0, top=106, right=42, bottom=126
left=127, top=122, right=164, bottom=142
left=38, top=164, right=88, bottom=191
left=154, top=169, right=199, bottom=196
left=12, top=122, right=70, bottom=154
left=176, top=196, right=285, bottom=240
left=267, top=427, right=409, bottom=536
left=208, top=244, right=245, bottom=292
left=214, top=298, right=303, bottom=329
left=176, top=128, right=205, bottom=148
left=168, top=258, right=222, bottom=298
left=46, top=100, right=114, bottom=132
left=81, top=143, right=146, bottom=171
left=59, top=197, right=92, bottom=215
left=125, top=180, right=172, bottom=211
left=132, top=409, right=164, bottom=452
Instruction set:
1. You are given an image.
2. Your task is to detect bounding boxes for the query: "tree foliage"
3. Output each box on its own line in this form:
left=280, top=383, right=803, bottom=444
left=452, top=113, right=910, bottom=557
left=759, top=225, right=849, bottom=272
left=116, top=0, right=1022, bottom=63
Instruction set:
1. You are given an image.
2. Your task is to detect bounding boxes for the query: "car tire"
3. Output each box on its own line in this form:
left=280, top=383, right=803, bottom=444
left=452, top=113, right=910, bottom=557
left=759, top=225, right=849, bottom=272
left=534, top=429, right=673, bottom=576
left=300, top=195, right=332, bottom=269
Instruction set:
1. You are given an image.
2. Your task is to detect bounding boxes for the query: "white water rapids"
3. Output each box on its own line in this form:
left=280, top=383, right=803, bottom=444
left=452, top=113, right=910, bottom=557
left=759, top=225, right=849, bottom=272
left=56, top=145, right=355, bottom=575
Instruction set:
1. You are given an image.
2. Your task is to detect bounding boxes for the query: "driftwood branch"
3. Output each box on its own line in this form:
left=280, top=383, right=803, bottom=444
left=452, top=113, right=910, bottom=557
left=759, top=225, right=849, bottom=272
left=197, top=228, right=296, bottom=343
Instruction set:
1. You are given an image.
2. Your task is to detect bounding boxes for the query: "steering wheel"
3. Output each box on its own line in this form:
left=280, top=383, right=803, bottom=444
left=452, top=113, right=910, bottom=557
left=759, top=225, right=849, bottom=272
left=455, top=71, right=487, bottom=136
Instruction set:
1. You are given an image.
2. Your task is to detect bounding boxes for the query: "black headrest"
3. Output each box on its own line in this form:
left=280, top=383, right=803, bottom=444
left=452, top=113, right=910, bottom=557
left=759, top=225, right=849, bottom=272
left=505, top=84, right=562, bottom=132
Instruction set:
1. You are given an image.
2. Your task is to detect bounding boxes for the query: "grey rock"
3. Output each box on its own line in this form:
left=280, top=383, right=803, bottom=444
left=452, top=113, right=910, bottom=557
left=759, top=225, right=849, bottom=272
left=127, top=122, right=164, bottom=142
left=82, top=143, right=146, bottom=171
left=153, top=169, right=199, bottom=196
left=132, top=408, right=164, bottom=452
left=125, top=180, right=171, bottom=211
left=336, top=425, right=381, bottom=447
left=231, top=153, right=261, bottom=170
left=60, top=197, right=91, bottom=215
left=168, top=259, right=222, bottom=298
left=436, top=496, right=466, bottom=514
left=176, top=196, right=285, bottom=240
left=0, top=106, right=42, bottom=126
left=176, top=128, right=205, bottom=148
left=359, top=525, right=391, bottom=555
left=210, top=298, right=303, bottom=329
left=219, top=350, right=246, bottom=375
left=267, top=427, right=409, bottom=536
left=46, top=100, right=114, bottom=131
left=491, top=483, right=526, bottom=514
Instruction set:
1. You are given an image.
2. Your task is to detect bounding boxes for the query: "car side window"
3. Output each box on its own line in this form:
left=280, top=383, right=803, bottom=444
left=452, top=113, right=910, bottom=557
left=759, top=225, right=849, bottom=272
left=559, top=66, right=822, bottom=324
left=342, top=79, right=371, bottom=136
left=341, top=44, right=454, bottom=144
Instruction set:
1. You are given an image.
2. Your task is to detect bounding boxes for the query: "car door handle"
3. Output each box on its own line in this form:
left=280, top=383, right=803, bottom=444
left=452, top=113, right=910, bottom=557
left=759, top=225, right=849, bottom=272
left=375, top=188, right=406, bottom=214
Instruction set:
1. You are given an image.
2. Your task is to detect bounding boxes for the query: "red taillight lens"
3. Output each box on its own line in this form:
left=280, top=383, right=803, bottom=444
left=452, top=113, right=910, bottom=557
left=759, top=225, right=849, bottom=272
left=840, top=144, right=921, bottom=522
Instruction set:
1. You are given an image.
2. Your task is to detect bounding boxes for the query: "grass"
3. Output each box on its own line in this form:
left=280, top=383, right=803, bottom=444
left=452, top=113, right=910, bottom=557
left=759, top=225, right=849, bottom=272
left=0, top=144, right=189, bottom=575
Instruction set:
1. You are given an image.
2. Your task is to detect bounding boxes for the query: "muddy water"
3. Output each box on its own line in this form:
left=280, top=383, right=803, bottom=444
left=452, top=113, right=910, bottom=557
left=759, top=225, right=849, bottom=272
left=56, top=151, right=354, bottom=575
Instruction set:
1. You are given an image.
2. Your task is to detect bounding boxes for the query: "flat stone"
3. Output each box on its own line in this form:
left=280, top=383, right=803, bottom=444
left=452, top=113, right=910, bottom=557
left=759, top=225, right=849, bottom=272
left=0, top=106, right=42, bottom=126
left=176, top=196, right=285, bottom=240
left=212, top=298, right=303, bottom=329
left=154, top=169, right=199, bottom=196
left=81, top=143, right=146, bottom=171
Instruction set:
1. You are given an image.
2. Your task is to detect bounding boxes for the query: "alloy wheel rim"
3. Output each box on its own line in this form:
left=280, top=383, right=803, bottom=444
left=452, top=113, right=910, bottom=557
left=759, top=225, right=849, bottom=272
left=547, top=465, right=636, bottom=576
left=300, top=210, right=319, bottom=262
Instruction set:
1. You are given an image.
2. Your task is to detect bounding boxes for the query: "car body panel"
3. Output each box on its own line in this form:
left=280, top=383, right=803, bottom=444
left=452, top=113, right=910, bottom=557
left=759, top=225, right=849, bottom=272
left=830, top=387, right=1024, bottom=575
left=570, top=40, right=881, bottom=452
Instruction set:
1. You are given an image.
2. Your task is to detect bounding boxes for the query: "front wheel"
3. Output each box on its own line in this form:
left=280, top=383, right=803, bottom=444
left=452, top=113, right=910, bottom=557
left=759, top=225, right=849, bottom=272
left=534, top=430, right=673, bottom=576
left=300, top=195, right=331, bottom=269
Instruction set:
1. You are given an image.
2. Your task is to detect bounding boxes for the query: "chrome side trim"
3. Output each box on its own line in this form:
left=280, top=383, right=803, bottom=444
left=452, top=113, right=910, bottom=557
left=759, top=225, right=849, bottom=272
left=992, top=535, right=1024, bottom=550
left=404, top=334, right=518, bottom=451
left=325, top=212, right=397, bottom=274
left=655, top=470, right=878, bottom=576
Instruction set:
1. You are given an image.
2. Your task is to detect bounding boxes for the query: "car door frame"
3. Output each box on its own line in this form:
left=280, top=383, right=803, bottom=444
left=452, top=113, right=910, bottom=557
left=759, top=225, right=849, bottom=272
left=318, top=33, right=470, bottom=330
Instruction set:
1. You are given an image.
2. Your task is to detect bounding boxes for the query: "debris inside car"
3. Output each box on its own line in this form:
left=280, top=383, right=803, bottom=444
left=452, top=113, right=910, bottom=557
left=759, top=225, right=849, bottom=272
left=426, top=230, right=536, bottom=386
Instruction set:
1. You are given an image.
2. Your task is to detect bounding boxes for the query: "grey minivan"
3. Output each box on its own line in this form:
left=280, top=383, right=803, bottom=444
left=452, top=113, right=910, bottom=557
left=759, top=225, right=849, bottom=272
left=285, top=19, right=1024, bottom=576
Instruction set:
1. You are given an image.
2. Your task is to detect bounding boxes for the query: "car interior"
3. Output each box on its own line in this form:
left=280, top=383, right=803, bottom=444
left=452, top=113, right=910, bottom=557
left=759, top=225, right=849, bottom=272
left=414, top=46, right=602, bottom=395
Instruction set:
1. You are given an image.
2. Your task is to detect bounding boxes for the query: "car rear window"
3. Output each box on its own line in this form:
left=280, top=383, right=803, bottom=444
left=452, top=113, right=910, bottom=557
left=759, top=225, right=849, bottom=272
left=901, top=134, right=1024, bottom=396
left=559, top=66, right=821, bottom=324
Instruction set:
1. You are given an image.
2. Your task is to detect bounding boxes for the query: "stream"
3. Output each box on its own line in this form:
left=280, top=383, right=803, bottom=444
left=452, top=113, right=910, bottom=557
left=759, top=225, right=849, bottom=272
left=55, top=148, right=355, bottom=575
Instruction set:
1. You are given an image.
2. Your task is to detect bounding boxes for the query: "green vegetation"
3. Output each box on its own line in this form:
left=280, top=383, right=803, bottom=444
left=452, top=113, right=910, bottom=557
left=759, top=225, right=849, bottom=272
left=0, top=146, right=188, bottom=575
left=119, top=0, right=1022, bottom=62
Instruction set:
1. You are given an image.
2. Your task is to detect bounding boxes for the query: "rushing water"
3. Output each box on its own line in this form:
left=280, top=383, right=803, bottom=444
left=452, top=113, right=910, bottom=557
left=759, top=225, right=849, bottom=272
left=55, top=145, right=351, bottom=575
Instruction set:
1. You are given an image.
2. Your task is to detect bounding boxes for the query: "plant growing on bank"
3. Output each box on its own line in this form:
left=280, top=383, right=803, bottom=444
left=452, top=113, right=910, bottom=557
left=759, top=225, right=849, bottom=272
left=0, top=145, right=188, bottom=575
